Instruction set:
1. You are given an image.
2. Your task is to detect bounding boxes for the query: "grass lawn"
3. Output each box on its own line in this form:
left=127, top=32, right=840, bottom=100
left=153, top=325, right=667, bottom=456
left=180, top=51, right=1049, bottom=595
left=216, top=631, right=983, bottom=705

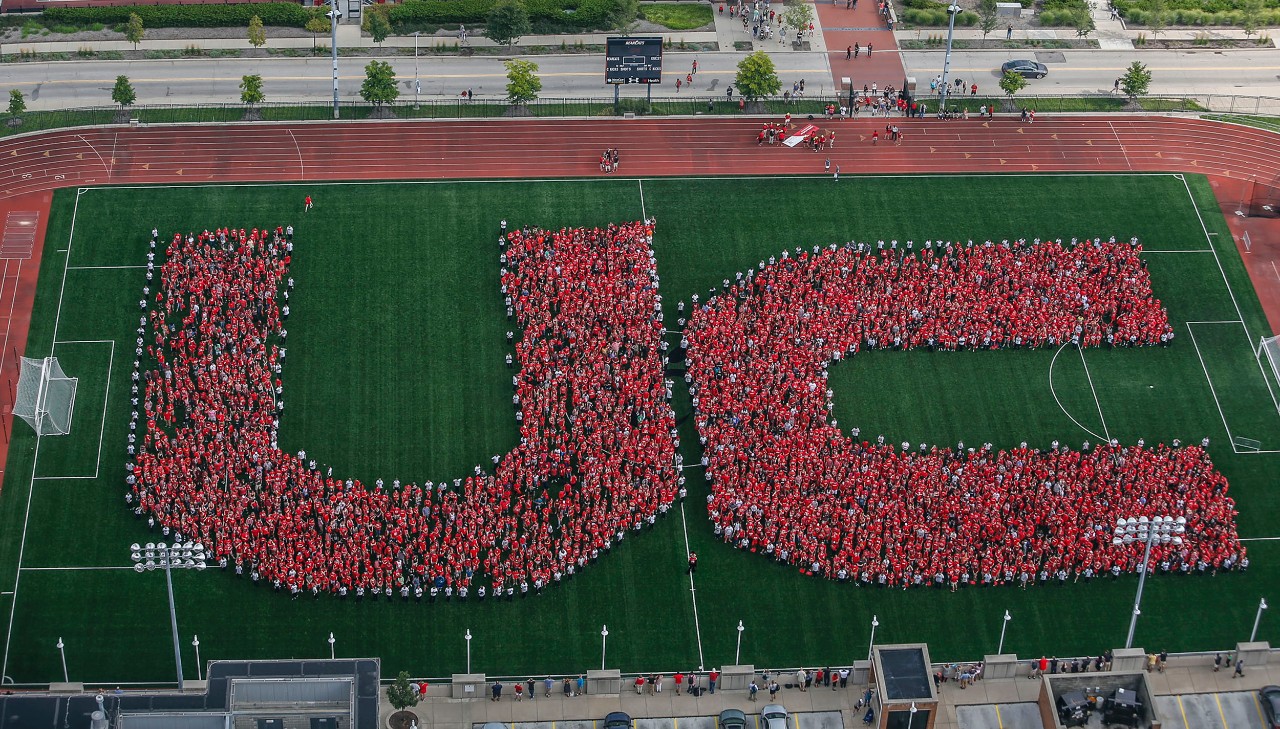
left=1203, top=114, right=1280, bottom=134
left=639, top=3, right=714, bottom=29
left=1, top=173, right=1278, bottom=686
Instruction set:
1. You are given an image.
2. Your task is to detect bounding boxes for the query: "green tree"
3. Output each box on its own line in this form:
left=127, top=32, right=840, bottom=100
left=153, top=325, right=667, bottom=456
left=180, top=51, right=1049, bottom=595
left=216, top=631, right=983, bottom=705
left=112, top=75, right=136, bottom=108
left=504, top=58, right=542, bottom=103
left=240, top=74, right=265, bottom=106
left=734, top=50, right=781, bottom=101
left=610, top=0, right=641, bottom=33
left=1145, top=0, right=1168, bottom=39
left=360, top=59, right=399, bottom=106
left=124, top=12, right=145, bottom=50
left=248, top=14, right=267, bottom=48
left=8, top=89, right=25, bottom=118
left=782, top=0, right=815, bottom=41
left=998, top=70, right=1027, bottom=99
left=305, top=9, right=330, bottom=51
left=1072, top=7, right=1095, bottom=37
left=485, top=0, right=532, bottom=47
left=386, top=671, right=420, bottom=711
left=1118, top=60, right=1151, bottom=100
left=1241, top=0, right=1264, bottom=38
left=977, top=0, right=1000, bottom=46
left=362, top=5, right=392, bottom=46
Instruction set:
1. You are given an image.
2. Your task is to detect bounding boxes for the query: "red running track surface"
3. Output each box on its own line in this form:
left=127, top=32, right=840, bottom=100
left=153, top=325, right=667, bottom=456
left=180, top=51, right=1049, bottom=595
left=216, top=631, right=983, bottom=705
left=0, top=114, right=1276, bottom=489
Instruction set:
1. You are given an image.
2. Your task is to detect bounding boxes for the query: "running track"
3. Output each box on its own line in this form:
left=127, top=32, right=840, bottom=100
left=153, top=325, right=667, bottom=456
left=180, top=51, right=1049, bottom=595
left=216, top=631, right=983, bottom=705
left=0, top=114, right=1277, bottom=488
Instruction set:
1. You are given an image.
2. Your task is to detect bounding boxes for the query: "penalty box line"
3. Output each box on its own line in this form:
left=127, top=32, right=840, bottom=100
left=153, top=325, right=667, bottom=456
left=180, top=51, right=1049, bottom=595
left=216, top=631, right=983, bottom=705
left=34, top=339, right=115, bottom=481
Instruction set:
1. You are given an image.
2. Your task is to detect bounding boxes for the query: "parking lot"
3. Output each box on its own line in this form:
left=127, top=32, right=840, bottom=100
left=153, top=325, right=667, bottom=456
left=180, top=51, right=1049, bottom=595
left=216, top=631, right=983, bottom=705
left=476, top=711, right=846, bottom=729
left=1155, top=691, right=1269, bottom=729
left=955, top=703, right=1044, bottom=729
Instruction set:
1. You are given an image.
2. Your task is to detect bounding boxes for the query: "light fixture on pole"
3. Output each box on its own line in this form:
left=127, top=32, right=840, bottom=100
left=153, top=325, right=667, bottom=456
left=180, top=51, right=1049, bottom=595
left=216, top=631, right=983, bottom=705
left=1252, top=597, right=1269, bottom=642
left=997, top=610, right=1012, bottom=655
left=867, top=615, right=879, bottom=661
left=938, top=3, right=962, bottom=115
left=735, top=620, right=745, bottom=665
left=130, top=540, right=207, bottom=687
left=465, top=629, right=472, bottom=674
left=192, top=635, right=202, bottom=681
left=601, top=625, right=609, bottom=670
left=1113, top=515, right=1185, bottom=648
left=328, top=632, right=336, bottom=660
left=55, top=637, right=68, bottom=683
left=329, top=0, right=341, bottom=119
left=413, top=31, right=421, bottom=110
left=909, top=701, right=920, bottom=729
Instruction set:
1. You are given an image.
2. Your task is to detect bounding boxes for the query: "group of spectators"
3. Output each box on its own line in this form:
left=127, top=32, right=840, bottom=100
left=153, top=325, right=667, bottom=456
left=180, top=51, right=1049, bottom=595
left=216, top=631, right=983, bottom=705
left=683, top=237, right=1244, bottom=587
left=129, top=220, right=681, bottom=600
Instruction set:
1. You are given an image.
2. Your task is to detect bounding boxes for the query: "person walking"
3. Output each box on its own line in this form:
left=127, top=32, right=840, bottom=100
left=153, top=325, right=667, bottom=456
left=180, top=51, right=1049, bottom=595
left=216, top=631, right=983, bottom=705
left=1006, top=23, right=1013, bottom=38
left=304, top=195, right=313, bottom=212
left=846, top=45, right=852, bottom=59
left=749, top=680, right=759, bottom=701
left=1233, top=658, right=1246, bottom=678
left=1214, top=654, right=1223, bottom=672
left=687, top=552, right=698, bottom=574
left=675, top=671, right=684, bottom=695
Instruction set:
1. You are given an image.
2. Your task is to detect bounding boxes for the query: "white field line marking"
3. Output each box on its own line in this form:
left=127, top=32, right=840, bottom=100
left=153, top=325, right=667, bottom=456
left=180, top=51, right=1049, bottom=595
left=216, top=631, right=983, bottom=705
left=1186, top=320, right=1245, bottom=325
left=75, top=134, right=111, bottom=177
left=0, top=259, right=19, bottom=401
left=1273, top=261, right=1280, bottom=283
left=1142, top=250, right=1214, bottom=254
left=1182, top=175, right=1280, bottom=416
left=678, top=500, right=705, bottom=671
left=1239, top=537, right=1280, bottom=541
left=1048, top=342, right=1105, bottom=442
left=1077, top=343, right=1112, bottom=443
left=19, top=566, right=136, bottom=572
left=287, top=129, right=305, bottom=179
left=638, top=179, right=648, bottom=222
left=41, top=337, right=115, bottom=478
left=1185, top=323, right=1235, bottom=451
left=67, top=265, right=145, bottom=270
left=32, top=475, right=99, bottom=480
left=0, top=189, right=81, bottom=681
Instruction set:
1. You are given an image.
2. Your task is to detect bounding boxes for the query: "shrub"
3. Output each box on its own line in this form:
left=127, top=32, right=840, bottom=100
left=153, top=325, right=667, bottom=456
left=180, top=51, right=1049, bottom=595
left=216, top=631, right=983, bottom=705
left=44, top=3, right=311, bottom=29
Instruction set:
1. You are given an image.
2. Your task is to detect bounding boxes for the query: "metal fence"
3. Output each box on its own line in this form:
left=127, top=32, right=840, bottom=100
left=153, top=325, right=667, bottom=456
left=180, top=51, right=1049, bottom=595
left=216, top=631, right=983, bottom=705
left=3, top=94, right=1280, bottom=139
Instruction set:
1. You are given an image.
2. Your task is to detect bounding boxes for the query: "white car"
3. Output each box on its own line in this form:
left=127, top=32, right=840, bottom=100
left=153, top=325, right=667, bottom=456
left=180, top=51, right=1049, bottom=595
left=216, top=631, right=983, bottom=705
left=760, top=704, right=789, bottom=729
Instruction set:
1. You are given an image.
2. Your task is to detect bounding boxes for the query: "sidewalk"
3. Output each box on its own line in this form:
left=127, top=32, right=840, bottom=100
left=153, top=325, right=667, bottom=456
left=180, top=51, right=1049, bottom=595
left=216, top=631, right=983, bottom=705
left=380, top=653, right=1280, bottom=729
left=893, top=22, right=1280, bottom=49
left=815, top=0, right=907, bottom=97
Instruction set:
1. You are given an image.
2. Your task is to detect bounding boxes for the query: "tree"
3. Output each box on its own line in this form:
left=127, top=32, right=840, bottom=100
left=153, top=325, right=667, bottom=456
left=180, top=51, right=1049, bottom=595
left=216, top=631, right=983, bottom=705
left=360, top=60, right=399, bottom=106
left=386, top=671, right=420, bottom=711
left=782, top=0, right=815, bottom=42
left=248, top=14, right=266, bottom=49
left=1118, top=60, right=1151, bottom=100
left=8, top=89, right=25, bottom=118
left=124, top=12, right=145, bottom=50
left=609, top=0, right=641, bottom=33
left=112, top=75, right=136, bottom=108
left=998, top=70, right=1027, bottom=99
left=977, top=0, right=1000, bottom=46
left=1241, top=0, right=1264, bottom=38
left=305, top=10, right=330, bottom=51
left=362, top=5, right=392, bottom=46
left=734, top=50, right=781, bottom=101
left=504, top=59, right=541, bottom=104
left=1072, top=7, right=1095, bottom=38
left=486, top=0, right=531, bottom=47
left=240, top=74, right=265, bottom=105
left=1145, top=0, right=1168, bottom=39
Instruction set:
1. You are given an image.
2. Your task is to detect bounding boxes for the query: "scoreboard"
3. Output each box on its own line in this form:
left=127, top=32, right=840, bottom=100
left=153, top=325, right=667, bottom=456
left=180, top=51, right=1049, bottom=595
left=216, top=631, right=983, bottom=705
left=605, top=37, right=664, bottom=85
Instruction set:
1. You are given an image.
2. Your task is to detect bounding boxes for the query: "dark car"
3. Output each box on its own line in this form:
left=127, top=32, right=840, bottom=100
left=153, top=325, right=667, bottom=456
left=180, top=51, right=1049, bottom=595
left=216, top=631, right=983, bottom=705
left=719, top=709, right=748, bottom=729
left=1261, top=686, right=1280, bottom=728
left=603, top=712, right=633, bottom=729
left=1001, top=59, right=1049, bottom=79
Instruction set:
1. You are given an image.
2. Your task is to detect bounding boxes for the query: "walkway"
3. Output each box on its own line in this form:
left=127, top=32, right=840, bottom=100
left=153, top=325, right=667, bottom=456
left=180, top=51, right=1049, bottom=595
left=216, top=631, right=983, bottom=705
left=814, top=0, right=907, bottom=97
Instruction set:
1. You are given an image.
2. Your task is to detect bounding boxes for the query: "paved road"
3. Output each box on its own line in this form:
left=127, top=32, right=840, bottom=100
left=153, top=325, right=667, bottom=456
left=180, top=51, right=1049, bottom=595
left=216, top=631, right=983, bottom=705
left=6, top=52, right=832, bottom=109
left=900, top=49, right=1280, bottom=97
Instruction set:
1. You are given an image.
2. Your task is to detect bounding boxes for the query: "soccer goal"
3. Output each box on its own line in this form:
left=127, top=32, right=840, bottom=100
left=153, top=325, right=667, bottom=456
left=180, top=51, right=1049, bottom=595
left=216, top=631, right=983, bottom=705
left=13, top=356, right=78, bottom=436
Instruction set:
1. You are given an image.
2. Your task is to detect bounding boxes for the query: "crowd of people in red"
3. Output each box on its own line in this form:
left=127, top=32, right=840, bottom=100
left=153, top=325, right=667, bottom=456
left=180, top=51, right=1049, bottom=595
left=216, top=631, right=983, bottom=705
left=129, top=221, right=680, bottom=601
left=683, top=237, right=1244, bottom=587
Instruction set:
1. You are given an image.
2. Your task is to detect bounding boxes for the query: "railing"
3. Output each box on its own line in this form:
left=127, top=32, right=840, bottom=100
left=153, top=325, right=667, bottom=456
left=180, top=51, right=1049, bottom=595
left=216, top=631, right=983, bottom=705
left=1, top=94, right=1279, bottom=139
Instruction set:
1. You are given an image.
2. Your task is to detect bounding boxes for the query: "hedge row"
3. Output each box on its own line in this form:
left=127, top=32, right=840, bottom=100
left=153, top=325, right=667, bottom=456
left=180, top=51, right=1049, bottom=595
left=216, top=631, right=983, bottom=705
left=901, top=7, right=979, bottom=24
left=1123, top=6, right=1280, bottom=23
left=388, top=0, right=622, bottom=29
left=43, top=3, right=312, bottom=28
left=1113, top=0, right=1280, bottom=14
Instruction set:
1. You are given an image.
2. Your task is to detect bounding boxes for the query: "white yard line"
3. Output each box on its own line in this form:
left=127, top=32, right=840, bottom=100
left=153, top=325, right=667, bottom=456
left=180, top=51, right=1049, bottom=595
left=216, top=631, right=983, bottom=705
left=678, top=501, right=706, bottom=671
left=638, top=179, right=648, bottom=221
left=19, top=566, right=135, bottom=572
left=66, top=265, right=145, bottom=271
left=1077, top=343, right=1112, bottom=443
left=1185, top=323, right=1235, bottom=451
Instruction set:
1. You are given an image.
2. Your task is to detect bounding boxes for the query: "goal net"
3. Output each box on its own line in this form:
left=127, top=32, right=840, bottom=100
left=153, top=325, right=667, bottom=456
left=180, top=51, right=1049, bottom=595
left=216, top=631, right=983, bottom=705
left=13, top=356, right=77, bottom=436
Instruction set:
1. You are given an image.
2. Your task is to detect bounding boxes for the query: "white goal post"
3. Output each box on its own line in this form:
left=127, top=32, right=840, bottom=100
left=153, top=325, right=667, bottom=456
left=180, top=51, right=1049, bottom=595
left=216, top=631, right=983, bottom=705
left=13, top=356, right=77, bottom=436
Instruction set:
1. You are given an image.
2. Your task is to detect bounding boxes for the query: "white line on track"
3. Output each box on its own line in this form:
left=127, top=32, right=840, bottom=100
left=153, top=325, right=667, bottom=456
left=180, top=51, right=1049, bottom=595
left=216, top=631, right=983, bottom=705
left=287, top=129, right=305, bottom=180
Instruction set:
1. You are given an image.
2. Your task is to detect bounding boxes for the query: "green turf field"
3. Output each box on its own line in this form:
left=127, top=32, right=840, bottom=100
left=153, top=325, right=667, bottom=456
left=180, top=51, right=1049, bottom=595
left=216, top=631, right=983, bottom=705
left=2, top=173, right=1279, bottom=687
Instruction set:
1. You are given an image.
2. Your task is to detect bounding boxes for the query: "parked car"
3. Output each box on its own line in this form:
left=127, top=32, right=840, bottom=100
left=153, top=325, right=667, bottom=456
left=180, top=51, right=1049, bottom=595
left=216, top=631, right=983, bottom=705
left=760, top=704, right=790, bottom=729
left=1261, top=686, right=1280, bottom=728
left=719, top=709, right=748, bottom=729
left=603, top=712, right=633, bottom=729
left=1001, top=59, right=1049, bottom=79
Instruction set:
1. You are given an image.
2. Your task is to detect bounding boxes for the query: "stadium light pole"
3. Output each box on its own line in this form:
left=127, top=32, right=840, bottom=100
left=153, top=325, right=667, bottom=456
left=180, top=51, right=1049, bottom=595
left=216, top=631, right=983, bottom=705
left=328, top=632, right=336, bottom=660
left=465, top=629, right=472, bottom=674
left=867, top=615, right=879, bottom=661
left=55, top=637, right=68, bottom=683
left=413, top=31, right=421, bottom=110
left=1113, top=516, right=1185, bottom=649
left=1252, top=598, right=1269, bottom=642
left=192, top=635, right=202, bottom=681
left=735, top=620, right=745, bottom=665
left=997, top=610, right=1012, bottom=655
left=601, top=625, right=609, bottom=670
left=329, top=0, right=340, bottom=119
left=938, top=3, right=962, bottom=115
left=130, top=541, right=207, bottom=687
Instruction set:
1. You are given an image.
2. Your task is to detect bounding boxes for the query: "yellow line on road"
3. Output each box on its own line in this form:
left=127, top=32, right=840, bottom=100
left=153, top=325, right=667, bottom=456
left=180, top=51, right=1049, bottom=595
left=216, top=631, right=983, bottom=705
left=1256, top=693, right=1268, bottom=726
left=1215, top=693, right=1230, bottom=729
left=1177, top=695, right=1190, bottom=729
left=994, top=705, right=1004, bottom=729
